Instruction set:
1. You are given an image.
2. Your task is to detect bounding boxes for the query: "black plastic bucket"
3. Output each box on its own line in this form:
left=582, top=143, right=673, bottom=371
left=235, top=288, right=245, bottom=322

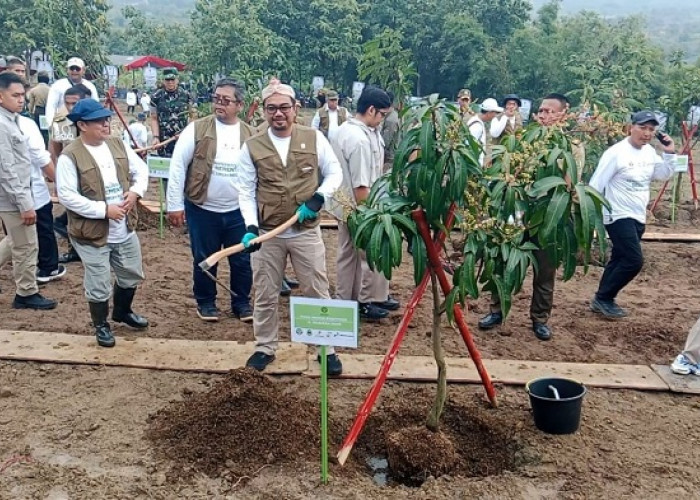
left=526, top=377, right=586, bottom=435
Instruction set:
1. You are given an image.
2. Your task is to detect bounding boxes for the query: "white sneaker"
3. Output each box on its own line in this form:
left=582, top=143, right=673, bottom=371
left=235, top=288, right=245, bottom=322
left=670, top=354, right=700, bottom=376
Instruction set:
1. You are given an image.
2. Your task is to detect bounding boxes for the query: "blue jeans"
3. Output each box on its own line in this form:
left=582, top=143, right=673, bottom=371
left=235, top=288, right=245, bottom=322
left=184, top=200, right=252, bottom=312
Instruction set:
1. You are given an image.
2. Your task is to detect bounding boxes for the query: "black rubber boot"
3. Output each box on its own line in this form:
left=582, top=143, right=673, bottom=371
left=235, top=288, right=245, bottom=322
left=112, top=286, right=149, bottom=329
left=89, top=301, right=115, bottom=348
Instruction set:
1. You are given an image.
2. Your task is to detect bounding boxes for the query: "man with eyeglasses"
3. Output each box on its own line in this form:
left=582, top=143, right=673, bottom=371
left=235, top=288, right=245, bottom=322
left=56, top=99, right=149, bottom=348
left=167, top=79, right=255, bottom=323
left=235, top=83, right=343, bottom=375
left=478, top=92, right=570, bottom=342
left=150, top=67, right=195, bottom=158
left=45, top=57, right=99, bottom=127
left=329, top=86, right=400, bottom=322
left=311, top=90, right=350, bottom=142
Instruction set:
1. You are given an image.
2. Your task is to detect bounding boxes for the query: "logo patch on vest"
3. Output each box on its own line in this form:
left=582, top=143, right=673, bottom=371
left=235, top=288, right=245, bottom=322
left=301, top=143, right=306, bottom=149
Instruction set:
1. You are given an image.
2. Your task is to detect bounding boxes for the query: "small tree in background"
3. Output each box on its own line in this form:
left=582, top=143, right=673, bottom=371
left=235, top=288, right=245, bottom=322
left=358, top=28, right=417, bottom=106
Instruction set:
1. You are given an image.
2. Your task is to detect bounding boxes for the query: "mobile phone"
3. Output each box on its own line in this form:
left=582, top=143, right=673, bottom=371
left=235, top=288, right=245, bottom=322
left=656, top=132, right=671, bottom=146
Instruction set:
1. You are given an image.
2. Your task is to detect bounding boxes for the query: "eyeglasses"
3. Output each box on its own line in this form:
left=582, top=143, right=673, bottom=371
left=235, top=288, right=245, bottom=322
left=211, top=95, right=239, bottom=106
left=265, top=104, right=294, bottom=114
left=375, top=109, right=390, bottom=118
left=68, top=66, right=82, bottom=72
left=84, top=117, right=111, bottom=125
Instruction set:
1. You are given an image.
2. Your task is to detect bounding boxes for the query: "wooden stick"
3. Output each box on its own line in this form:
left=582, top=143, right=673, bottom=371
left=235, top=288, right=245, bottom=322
left=198, top=213, right=299, bottom=271
left=134, top=135, right=179, bottom=154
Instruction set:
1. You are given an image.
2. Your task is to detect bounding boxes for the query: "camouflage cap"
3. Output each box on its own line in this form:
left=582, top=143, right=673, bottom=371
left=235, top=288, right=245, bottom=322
left=162, top=67, right=179, bottom=80
left=458, top=89, right=472, bottom=99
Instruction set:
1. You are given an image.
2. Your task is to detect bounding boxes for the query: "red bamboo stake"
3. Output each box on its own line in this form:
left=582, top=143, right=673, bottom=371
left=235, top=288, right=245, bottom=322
left=412, top=209, right=497, bottom=407
left=336, top=206, right=457, bottom=466
left=651, top=122, right=699, bottom=212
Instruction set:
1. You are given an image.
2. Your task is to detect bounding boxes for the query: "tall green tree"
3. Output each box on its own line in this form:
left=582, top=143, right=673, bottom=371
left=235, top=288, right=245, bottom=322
left=357, top=28, right=416, bottom=103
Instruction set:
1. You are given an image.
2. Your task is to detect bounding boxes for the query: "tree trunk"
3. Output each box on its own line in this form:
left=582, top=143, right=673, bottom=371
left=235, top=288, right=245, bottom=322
left=426, top=270, right=447, bottom=432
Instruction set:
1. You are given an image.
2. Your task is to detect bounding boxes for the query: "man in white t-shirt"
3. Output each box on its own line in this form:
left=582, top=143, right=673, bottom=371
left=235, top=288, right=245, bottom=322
left=330, top=86, right=398, bottom=322
left=125, top=88, right=137, bottom=114
left=56, top=99, right=149, bottom=348
left=45, top=57, right=99, bottom=126
left=589, top=110, right=676, bottom=319
left=140, top=92, right=151, bottom=113
left=235, top=83, right=343, bottom=375
left=312, top=90, right=350, bottom=143
left=167, top=79, right=255, bottom=323
left=123, top=113, right=148, bottom=149
left=467, top=98, right=503, bottom=166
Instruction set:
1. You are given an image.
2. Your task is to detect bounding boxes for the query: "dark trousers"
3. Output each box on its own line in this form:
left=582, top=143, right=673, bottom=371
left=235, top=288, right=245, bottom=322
left=36, top=201, right=58, bottom=274
left=33, top=106, right=48, bottom=147
left=596, top=218, right=645, bottom=301
left=184, top=200, right=252, bottom=311
left=491, top=246, right=556, bottom=324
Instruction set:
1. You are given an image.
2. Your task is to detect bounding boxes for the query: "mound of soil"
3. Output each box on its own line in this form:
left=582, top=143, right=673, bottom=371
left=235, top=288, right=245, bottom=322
left=146, top=368, right=319, bottom=478
left=386, top=426, right=458, bottom=484
left=354, top=387, right=529, bottom=486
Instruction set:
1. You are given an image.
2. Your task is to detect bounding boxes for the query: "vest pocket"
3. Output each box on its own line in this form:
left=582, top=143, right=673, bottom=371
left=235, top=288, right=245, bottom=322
left=69, top=216, right=107, bottom=243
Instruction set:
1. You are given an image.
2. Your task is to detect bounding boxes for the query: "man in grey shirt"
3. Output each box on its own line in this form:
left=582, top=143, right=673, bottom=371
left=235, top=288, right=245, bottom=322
left=0, top=72, right=57, bottom=309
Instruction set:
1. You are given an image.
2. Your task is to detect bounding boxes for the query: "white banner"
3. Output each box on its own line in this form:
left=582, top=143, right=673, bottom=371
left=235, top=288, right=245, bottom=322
left=144, top=67, right=158, bottom=88
left=103, top=65, right=118, bottom=88
left=312, top=76, right=324, bottom=93
left=352, top=81, right=365, bottom=102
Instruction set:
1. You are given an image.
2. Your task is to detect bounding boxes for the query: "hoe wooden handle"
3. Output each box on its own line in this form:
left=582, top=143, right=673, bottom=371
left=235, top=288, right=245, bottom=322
left=198, top=213, right=299, bottom=271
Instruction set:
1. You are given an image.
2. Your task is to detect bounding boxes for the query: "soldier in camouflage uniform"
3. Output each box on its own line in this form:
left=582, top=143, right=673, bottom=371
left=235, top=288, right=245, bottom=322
left=150, top=67, right=195, bottom=157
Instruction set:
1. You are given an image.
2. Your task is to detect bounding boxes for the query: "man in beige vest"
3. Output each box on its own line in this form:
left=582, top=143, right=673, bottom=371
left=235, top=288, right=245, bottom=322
left=167, top=78, right=254, bottom=323
left=311, top=90, right=349, bottom=142
left=56, top=99, right=149, bottom=348
left=235, top=83, right=343, bottom=374
left=330, top=86, right=399, bottom=321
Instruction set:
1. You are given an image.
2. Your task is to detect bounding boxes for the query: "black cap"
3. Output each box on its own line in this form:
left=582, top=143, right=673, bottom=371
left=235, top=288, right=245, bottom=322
left=631, top=110, right=659, bottom=126
left=502, top=94, right=521, bottom=108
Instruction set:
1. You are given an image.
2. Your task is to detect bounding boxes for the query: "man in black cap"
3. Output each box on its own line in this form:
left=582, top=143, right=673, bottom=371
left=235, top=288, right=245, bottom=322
left=588, top=110, right=676, bottom=319
left=56, top=99, right=149, bottom=347
left=490, top=94, right=523, bottom=142
left=150, top=67, right=195, bottom=157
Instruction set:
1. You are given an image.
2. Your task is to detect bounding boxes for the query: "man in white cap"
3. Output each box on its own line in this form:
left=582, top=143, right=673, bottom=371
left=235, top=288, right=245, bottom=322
left=234, top=82, right=343, bottom=375
left=45, top=57, right=99, bottom=126
left=467, top=97, right=503, bottom=166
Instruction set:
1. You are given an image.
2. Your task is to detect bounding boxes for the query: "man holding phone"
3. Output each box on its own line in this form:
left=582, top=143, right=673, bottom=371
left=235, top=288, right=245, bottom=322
left=588, top=110, right=676, bottom=319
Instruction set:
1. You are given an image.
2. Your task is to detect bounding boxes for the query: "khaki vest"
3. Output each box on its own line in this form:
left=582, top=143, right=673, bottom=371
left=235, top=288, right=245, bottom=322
left=504, top=113, right=523, bottom=135
left=185, top=115, right=254, bottom=205
left=318, top=107, right=347, bottom=137
left=246, top=125, right=319, bottom=231
left=63, top=137, right=137, bottom=247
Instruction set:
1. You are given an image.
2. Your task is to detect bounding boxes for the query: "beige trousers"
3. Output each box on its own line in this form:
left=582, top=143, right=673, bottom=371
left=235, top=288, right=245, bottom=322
left=251, top=226, right=333, bottom=355
left=335, top=222, right=389, bottom=304
left=0, top=211, right=39, bottom=296
left=682, top=316, right=700, bottom=365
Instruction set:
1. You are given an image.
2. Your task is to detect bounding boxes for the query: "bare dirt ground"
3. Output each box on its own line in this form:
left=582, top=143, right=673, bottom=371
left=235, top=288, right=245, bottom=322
left=1, top=179, right=700, bottom=498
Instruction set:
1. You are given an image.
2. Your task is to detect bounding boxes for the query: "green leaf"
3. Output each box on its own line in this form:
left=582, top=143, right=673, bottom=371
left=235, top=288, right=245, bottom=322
left=411, top=236, right=427, bottom=286
left=527, top=177, right=568, bottom=198
left=420, top=119, right=436, bottom=167
left=583, top=185, right=611, bottom=211
left=561, top=224, right=577, bottom=281
left=539, top=190, right=570, bottom=246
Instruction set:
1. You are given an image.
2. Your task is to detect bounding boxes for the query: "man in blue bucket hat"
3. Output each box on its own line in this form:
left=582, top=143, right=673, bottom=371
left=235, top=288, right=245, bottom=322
left=56, top=99, right=150, bottom=348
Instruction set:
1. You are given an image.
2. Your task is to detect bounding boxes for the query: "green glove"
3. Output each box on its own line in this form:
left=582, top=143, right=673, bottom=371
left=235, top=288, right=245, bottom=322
left=241, top=226, right=261, bottom=253
left=296, top=193, right=324, bottom=223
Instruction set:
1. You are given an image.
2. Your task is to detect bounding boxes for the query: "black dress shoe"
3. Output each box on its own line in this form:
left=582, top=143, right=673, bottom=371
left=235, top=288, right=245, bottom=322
left=532, top=322, right=552, bottom=341
left=279, top=279, right=292, bottom=297
left=478, top=312, right=503, bottom=330
left=371, top=295, right=400, bottom=311
left=246, top=352, right=275, bottom=371
left=12, top=293, right=58, bottom=310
